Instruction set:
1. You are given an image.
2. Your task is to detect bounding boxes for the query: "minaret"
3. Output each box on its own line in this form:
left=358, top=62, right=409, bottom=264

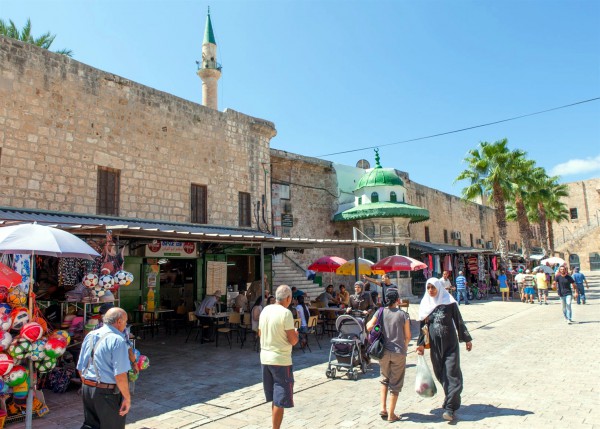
left=197, top=7, right=222, bottom=110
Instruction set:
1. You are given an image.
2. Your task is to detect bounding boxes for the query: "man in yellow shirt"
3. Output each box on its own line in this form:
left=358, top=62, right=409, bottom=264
left=534, top=268, right=549, bottom=305
left=258, top=285, right=299, bottom=429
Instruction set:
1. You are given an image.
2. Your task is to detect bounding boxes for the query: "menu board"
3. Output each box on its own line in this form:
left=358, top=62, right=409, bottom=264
left=206, top=261, right=227, bottom=296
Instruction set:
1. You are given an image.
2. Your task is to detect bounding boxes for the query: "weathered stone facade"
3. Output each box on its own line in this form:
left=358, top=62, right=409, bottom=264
left=0, top=36, right=275, bottom=228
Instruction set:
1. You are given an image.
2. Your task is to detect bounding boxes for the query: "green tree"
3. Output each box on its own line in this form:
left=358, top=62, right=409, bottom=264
left=0, top=18, right=72, bottom=56
left=543, top=185, right=570, bottom=254
left=455, top=138, right=515, bottom=268
left=507, top=152, right=536, bottom=262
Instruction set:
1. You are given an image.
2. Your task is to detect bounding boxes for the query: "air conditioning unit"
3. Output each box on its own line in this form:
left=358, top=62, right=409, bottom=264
left=476, top=238, right=484, bottom=245
left=283, top=201, right=292, bottom=213
left=486, top=241, right=494, bottom=249
left=450, top=231, right=461, bottom=240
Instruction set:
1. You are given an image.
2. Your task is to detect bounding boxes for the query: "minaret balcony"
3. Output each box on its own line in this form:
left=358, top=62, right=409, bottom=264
left=198, top=60, right=222, bottom=71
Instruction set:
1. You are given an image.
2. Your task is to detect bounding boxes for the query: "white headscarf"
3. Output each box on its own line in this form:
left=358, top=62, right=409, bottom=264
left=418, top=277, right=457, bottom=321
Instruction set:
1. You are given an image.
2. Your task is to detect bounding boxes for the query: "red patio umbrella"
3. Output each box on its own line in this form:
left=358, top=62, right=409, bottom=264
left=0, top=261, right=23, bottom=288
left=308, top=256, right=348, bottom=273
left=371, top=255, right=427, bottom=272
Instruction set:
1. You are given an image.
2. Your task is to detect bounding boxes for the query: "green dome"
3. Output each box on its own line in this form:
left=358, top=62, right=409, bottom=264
left=333, top=202, right=429, bottom=223
left=355, top=167, right=404, bottom=191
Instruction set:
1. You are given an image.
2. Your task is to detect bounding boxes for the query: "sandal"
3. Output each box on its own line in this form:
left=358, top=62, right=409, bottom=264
left=388, top=414, right=401, bottom=423
left=379, top=411, right=388, bottom=420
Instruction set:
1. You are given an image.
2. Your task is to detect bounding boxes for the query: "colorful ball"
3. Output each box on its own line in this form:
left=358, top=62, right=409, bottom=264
left=11, top=379, right=29, bottom=398
left=0, top=331, right=12, bottom=352
left=32, top=316, right=48, bottom=334
left=92, top=285, right=106, bottom=298
left=0, top=314, right=11, bottom=332
left=128, top=369, right=138, bottom=382
left=20, top=322, right=43, bottom=342
left=8, top=339, right=31, bottom=360
left=133, top=348, right=141, bottom=360
left=98, top=274, right=114, bottom=290
left=5, top=365, right=27, bottom=386
left=30, top=339, right=46, bottom=362
left=0, top=287, right=9, bottom=303
left=44, top=337, right=67, bottom=359
left=0, top=353, right=14, bottom=376
left=137, top=355, right=150, bottom=371
left=7, top=289, right=27, bottom=307
left=82, top=273, right=99, bottom=288
left=10, top=308, right=29, bottom=331
left=113, top=271, right=128, bottom=286
left=34, top=357, right=56, bottom=373
left=51, top=330, right=71, bottom=346
left=125, top=272, right=134, bottom=286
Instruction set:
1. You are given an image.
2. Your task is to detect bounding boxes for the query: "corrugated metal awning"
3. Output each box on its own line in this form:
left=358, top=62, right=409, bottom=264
left=410, top=240, right=493, bottom=254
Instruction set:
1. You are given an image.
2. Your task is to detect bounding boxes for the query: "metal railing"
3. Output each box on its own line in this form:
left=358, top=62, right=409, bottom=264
left=554, top=222, right=600, bottom=248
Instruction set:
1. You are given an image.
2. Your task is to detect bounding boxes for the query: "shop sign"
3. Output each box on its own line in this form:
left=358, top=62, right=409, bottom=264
left=281, top=214, right=293, bottom=227
left=145, top=240, right=197, bottom=258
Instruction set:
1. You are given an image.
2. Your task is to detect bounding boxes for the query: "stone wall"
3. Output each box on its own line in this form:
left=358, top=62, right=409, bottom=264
left=553, top=178, right=600, bottom=247
left=0, top=36, right=276, bottom=228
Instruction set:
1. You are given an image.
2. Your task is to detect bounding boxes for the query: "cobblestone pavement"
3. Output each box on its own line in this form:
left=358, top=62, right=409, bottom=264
left=12, top=272, right=600, bottom=429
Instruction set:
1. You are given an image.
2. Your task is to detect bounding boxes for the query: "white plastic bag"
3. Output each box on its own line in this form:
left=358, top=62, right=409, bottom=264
left=415, top=354, right=437, bottom=398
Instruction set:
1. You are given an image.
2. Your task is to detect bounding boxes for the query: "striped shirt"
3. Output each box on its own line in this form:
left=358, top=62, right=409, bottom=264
left=455, top=276, right=467, bottom=290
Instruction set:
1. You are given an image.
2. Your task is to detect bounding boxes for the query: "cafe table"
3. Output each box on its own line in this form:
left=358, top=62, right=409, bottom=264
left=132, top=308, right=175, bottom=338
left=196, top=312, right=230, bottom=343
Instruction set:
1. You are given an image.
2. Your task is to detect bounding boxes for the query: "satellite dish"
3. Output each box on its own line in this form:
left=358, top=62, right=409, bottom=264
left=356, top=159, right=370, bottom=169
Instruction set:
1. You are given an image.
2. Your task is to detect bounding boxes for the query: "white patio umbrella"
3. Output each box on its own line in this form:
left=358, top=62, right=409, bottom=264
left=0, top=223, right=100, bottom=429
left=540, top=256, right=566, bottom=266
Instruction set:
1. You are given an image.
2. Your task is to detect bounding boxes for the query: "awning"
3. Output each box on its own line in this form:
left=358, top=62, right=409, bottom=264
left=529, top=254, right=545, bottom=260
left=0, top=207, right=399, bottom=250
left=410, top=240, right=493, bottom=254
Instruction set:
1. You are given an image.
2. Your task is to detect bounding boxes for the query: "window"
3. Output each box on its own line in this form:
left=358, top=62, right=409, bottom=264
left=443, top=229, right=448, bottom=244
left=239, top=192, right=251, bottom=227
left=569, top=208, right=578, bottom=220
left=424, top=226, right=430, bottom=242
left=371, top=192, right=379, bottom=203
left=390, top=191, right=397, bottom=202
left=96, top=167, right=120, bottom=216
left=191, top=184, right=208, bottom=224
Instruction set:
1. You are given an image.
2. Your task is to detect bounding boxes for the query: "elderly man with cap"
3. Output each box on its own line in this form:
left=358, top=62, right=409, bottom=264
left=347, top=281, right=374, bottom=317
left=195, top=289, right=223, bottom=342
left=77, top=307, right=132, bottom=429
left=572, top=267, right=589, bottom=305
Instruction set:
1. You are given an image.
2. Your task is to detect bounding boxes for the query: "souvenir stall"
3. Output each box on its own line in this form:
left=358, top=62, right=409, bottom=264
left=0, top=225, right=149, bottom=428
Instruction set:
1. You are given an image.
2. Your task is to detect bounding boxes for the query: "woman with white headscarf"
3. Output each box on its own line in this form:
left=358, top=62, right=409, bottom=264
left=416, top=278, right=473, bottom=422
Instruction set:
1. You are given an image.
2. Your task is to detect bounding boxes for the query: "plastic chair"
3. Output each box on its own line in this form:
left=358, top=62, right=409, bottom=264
left=184, top=312, right=201, bottom=343
left=307, top=315, right=321, bottom=350
left=216, top=312, right=241, bottom=349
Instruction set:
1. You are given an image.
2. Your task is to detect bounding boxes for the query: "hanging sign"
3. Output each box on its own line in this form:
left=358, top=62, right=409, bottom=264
left=281, top=214, right=294, bottom=227
left=145, top=241, right=197, bottom=258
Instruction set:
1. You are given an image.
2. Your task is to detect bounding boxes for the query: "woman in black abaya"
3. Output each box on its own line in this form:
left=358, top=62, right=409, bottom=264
left=417, top=278, right=473, bottom=422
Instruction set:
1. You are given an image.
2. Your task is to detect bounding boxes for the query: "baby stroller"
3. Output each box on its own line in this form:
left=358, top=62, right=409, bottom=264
left=325, top=315, right=368, bottom=381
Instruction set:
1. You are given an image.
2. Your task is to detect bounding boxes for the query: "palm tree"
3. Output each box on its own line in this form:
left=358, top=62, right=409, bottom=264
left=455, top=138, right=515, bottom=268
left=544, top=187, right=570, bottom=254
left=0, top=18, right=72, bottom=56
left=507, top=152, right=535, bottom=262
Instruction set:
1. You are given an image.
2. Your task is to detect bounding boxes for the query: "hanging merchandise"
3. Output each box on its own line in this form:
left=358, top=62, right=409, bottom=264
left=478, top=255, right=485, bottom=282
left=443, top=255, right=452, bottom=272
left=58, top=258, right=80, bottom=289
left=11, top=255, right=31, bottom=294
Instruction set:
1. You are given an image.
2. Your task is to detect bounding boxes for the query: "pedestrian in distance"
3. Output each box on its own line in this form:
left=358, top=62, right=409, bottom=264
left=534, top=268, right=549, bottom=305
left=523, top=269, right=537, bottom=304
left=572, top=267, right=589, bottom=305
left=366, top=288, right=410, bottom=423
left=258, top=285, right=299, bottom=429
left=441, top=270, right=455, bottom=297
left=454, top=271, right=469, bottom=305
left=76, top=307, right=132, bottom=429
left=553, top=266, right=578, bottom=323
left=514, top=268, right=526, bottom=302
left=417, top=278, right=473, bottom=422
left=363, top=273, right=397, bottom=306
left=498, top=269, right=509, bottom=301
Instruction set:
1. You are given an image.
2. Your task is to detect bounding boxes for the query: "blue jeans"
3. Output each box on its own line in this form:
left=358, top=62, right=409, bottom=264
left=456, top=289, right=469, bottom=305
left=576, top=284, right=586, bottom=304
left=560, top=295, right=573, bottom=320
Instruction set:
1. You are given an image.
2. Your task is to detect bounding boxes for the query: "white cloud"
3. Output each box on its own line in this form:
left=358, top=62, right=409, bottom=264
left=550, top=154, right=600, bottom=176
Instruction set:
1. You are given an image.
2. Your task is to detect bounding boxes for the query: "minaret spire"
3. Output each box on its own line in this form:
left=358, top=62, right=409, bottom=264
left=197, top=7, right=222, bottom=110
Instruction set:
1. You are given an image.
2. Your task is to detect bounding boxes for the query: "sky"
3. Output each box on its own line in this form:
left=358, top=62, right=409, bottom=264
left=2, top=0, right=599, bottom=197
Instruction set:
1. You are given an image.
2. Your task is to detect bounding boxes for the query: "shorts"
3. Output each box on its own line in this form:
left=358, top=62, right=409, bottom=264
left=262, top=365, right=294, bottom=408
left=538, top=289, right=548, bottom=297
left=499, top=287, right=509, bottom=292
left=524, top=287, right=536, bottom=295
left=379, top=350, right=406, bottom=394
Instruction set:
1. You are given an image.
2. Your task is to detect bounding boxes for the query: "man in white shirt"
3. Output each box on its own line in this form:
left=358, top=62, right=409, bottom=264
left=258, top=285, right=299, bottom=429
left=441, top=271, right=454, bottom=295
left=514, top=269, right=526, bottom=302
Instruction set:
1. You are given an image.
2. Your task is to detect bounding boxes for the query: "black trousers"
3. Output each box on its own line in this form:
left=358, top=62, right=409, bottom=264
left=430, top=346, right=463, bottom=412
left=81, top=384, right=126, bottom=429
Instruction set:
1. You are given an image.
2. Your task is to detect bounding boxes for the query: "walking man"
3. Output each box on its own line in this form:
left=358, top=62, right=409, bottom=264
left=363, top=273, right=397, bottom=306
left=572, top=267, right=589, bottom=304
left=455, top=271, right=469, bottom=305
left=553, top=266, right=578, bottom=323
left=534, top=268, right=549, bottom=305
left=76, top=307, right=132, bottom=429
left=441, top=270, right=455, bottom=296
left=514, top=268, right=526, bottom=302
left=258, top=285, right=299, bottom=429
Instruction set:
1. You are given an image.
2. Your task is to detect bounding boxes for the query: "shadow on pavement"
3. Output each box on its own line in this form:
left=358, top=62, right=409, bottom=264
left=401, top=404, right=533, bottom=423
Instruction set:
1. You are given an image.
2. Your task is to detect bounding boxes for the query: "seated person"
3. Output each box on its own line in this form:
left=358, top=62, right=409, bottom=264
left=195, top=289, right=222, bottom=316
left=317, top=284, right=340, bottom=307
left=306, top=269, right=316, bottom=281
left=292, top=286, right=305, bottom=299
left=338, top=284, right=350, bottom=306
left=347, top=281, right=374, bottom=317
left=234, top=290, right=249, bottom=312
left=251, top=297, right=263, bottom=332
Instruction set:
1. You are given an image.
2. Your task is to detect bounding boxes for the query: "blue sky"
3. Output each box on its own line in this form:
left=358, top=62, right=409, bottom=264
left=3, top=0, right=599, bottom=196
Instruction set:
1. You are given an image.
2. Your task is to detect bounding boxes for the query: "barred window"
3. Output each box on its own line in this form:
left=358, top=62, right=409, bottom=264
left=97, top=167, right=120, bottom=216
left=191, top=184, right=208, bottom=224
left=239, top=192, right=251, bottom=227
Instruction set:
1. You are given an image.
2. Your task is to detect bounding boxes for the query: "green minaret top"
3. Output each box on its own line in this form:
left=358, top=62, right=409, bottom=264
left=374, top=149, right=381, bottom=168
left=204, top=7, right=217, bottom=45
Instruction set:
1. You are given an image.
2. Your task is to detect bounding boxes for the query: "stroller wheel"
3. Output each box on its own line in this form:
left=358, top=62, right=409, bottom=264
left=330, top=368, right=337, bottom=378
left=361, top=361, right=367, bottom=374
left=325, top=370, right=332, bottom=379
left=352, top=372, right=359, bottom=381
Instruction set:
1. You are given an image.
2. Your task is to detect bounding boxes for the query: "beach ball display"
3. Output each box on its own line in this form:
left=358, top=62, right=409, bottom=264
left=8, top=339, right=31, bottom=360
left=137, top=355, right=150, bottom=371
left=0, top=314, right=11, bottom=332
left=113, top=271, right=128, bottom=286
left=44, top=337, right=67, bottom=359
left=0, top=331, right=11, bottom=352
left=98, top=274, right=114, bottom=290
left=125, top=272, right=134, bottom=286
left=0, top=303, right=11, bottom=315
left=128, top=369, right=138, bottom=382
left=10, top=308, right=29, bottom=331
left=30, top=339, right=46, bottom=362
left=20, top=322, right=43, bottom=342
left=34, top=357, right=56, bottom=373
left=83, top=273, right=99, bottom=288
left=5, top=365, right=27, bottom=386
left=0, top=353, right=14, bottom=376
left=50, top=330, right=71, bottom=346
left=7, top=289, right=27, bottom=307
left=12, top=379, right=29, bottom=400
left=0, top=287, right=9, bottom=303
left=91, top=285, right=106, bottom=298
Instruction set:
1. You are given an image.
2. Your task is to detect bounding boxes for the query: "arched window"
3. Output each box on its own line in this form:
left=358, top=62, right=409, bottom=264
left=358, top=197, right=362, bottom=205
left=371, top=192, right=379, bottom=203
left=390, top=191, right=397, bottom=202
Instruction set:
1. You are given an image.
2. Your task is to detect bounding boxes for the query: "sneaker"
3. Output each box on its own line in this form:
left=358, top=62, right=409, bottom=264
left=443, top=411, right=455, bottom=421
left=539, top=302, right=542, bottom=305
left=545, top=302, right=548, bottom=305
